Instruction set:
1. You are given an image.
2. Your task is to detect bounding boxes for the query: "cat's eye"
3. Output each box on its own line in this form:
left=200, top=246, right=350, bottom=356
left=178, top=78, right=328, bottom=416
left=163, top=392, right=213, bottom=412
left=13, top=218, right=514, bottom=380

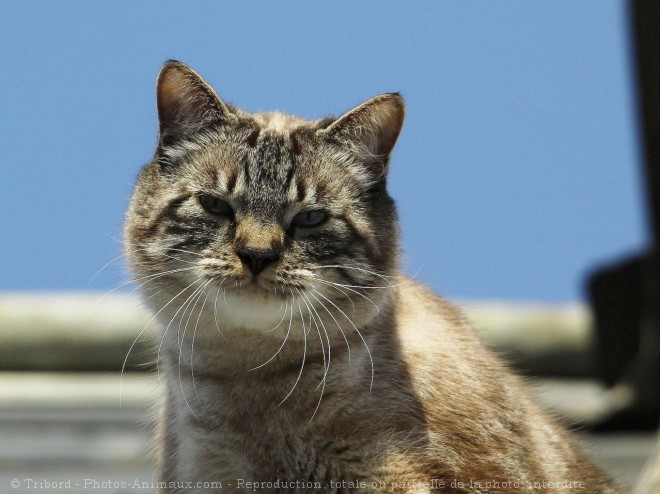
left=198, top=195, right=233, bottom=217
left=292, top=210, right=328, bottom=228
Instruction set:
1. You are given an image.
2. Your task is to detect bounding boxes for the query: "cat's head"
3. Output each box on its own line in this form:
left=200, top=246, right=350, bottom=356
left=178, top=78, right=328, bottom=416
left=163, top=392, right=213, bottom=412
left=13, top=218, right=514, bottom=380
left=125, top=61, right=404, bottom=337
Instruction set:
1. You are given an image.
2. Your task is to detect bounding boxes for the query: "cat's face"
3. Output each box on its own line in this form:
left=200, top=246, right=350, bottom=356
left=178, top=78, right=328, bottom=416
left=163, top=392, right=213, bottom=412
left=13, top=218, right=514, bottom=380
left=125, top=61, right=404, bottom=337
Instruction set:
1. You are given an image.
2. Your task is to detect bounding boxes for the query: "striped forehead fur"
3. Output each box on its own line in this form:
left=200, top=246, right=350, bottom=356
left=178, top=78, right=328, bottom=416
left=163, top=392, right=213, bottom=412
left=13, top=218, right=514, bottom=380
left=158, top=114, right=382, bottom=194
left=251, top=112, right=307, bottom=137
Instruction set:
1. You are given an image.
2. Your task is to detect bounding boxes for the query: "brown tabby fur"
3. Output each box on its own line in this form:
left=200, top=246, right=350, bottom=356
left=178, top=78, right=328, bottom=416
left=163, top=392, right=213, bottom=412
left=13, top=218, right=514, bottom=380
left=124, top=61, right=622, bottom=493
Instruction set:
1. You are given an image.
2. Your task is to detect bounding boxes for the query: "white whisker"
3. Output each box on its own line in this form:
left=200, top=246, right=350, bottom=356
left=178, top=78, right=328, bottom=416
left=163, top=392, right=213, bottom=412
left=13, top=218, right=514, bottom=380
left=312, top=264, right=397, bottom=286
left=212, top=281, right=226, bottom=337
left=314, top=290, right=374, bottom=391
left=88, top=251, right=127, bottom=288
left=121, top=276, right=199, bottom=408
left=307, top=290, right=351, bottom=362
left=154, top=278, right=203, bottom=381
left=91, top=266, right=195, bottom=315
left=249, top=301, right=293, bottom=371
left=190, top=282, right=212, bottom=405
left=299, top=290, right=330, bottom=427
left=176, top=280, right=210, bottom=420
left=278, top=291, right=307, bottom=406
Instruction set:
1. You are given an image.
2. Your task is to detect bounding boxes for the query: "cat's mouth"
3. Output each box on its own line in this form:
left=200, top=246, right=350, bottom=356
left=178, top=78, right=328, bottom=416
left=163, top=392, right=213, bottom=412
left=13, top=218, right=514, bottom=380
left=237, top=280, right=271, bottom=295
left=222, top=276, right=297, bottom=299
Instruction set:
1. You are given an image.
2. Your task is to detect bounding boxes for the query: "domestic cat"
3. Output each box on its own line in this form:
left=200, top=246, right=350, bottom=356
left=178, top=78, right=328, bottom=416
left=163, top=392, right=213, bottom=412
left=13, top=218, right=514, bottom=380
left=124, top=60, right=622, bottom=493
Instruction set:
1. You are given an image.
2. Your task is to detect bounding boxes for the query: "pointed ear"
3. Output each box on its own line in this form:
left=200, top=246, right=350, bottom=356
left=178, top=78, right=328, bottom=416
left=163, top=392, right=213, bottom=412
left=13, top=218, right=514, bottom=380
left=320, top=93, right=405, bottom=178
left=156, top=60, right=232, bottom=147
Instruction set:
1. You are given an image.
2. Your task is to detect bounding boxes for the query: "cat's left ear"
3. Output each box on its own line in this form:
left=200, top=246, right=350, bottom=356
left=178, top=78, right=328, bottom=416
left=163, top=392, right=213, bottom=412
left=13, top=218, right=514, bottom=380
left=319, top=93, right=405, bottom=179
left=156, top=60, right=233, bottom=147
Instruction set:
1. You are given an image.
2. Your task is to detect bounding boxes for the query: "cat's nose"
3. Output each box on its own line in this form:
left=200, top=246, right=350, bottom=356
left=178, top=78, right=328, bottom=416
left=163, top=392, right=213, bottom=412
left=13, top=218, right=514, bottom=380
left=236, top=247, right=280, bottom=276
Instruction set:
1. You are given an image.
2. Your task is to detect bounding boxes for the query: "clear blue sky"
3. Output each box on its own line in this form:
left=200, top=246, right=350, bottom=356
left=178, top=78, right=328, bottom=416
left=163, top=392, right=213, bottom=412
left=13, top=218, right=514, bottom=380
left=0, top=1, right=647, bottom=302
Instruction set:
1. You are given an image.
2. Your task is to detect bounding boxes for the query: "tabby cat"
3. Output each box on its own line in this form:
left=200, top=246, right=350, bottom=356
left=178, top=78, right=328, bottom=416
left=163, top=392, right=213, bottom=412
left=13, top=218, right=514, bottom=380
left=124, top=60, right=621, bottom=493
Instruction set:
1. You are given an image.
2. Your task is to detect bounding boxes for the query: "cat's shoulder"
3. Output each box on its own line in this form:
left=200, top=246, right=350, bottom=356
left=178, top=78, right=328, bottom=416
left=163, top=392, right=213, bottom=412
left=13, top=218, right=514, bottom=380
left=392, top=277, right=507, bottom=382
left=395, top=277, right=473, bottom=337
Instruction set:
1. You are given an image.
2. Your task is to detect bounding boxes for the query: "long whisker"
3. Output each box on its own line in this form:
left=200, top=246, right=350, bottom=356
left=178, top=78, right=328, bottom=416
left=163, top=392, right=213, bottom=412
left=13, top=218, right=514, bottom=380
left=299, top=290, right=331, bottom=379
left=315, top=279, right=380, bottom=314
left=266, top=302, right=290, bottom=333
left=175, top=281, right=208, bottom=349
left=312, top=264, right=397, bottom=286
left=91, top=266, right=196, bottom=313
left=165, top=246, right=206, bottom=258
left=212, top=281, right=227, bottom=337
left=155, top=278, right=203, bottom=381
left=125, top=231, right=205, bottom=259
left=176, top=280, right=210, bottom=420
left=299, top=291, right=330, bottom=427
left=249, top=302, right=293, bottom=371
left=297, top=289, right=327, bottom=383
left=307, top=290, right=351, bottom=361
left=313, top=290, right=374, bottom=391
left=190, top=281, right=212, bottom=405
left=88, top=251, right=127, bottom=287
left=278, top=290, right=307, bottom=406
left=180, top=280, right=208, bottom=339
left=315, top=279, right=355, bottom=309
left=127, top=242, right=201, bottom=266
left=121, top=276, right=199, bottom=407
left=317, top=280, right=398, bottom=291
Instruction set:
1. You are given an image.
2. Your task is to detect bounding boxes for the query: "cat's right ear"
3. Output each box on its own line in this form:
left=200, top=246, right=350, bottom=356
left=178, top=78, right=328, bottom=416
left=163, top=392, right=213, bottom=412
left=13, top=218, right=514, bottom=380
left=156, top=60, right=232, bottom=147
left=318, top=93, right=405, bottom=180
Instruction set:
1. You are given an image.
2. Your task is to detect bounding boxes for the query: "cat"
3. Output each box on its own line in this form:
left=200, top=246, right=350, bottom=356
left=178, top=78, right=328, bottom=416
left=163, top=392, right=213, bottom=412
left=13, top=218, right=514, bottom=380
left=124, top=60, right=622, bottom=493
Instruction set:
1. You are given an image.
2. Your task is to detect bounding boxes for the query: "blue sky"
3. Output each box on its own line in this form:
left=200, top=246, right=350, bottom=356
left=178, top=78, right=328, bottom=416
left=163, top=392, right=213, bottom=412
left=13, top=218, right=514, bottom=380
left=0, top=1, right=647, bottom=301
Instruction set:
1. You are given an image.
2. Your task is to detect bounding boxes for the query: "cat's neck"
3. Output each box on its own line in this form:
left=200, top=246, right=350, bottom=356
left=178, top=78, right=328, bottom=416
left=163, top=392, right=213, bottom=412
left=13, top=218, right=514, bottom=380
left=158, top=289, right=398, bottom=377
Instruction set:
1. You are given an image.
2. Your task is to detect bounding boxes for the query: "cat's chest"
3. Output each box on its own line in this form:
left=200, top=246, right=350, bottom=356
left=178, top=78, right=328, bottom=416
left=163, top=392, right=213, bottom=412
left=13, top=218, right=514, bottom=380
left=169, top=373, right=377, bottom=488
left=178, top=411, right=372, bottom=490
